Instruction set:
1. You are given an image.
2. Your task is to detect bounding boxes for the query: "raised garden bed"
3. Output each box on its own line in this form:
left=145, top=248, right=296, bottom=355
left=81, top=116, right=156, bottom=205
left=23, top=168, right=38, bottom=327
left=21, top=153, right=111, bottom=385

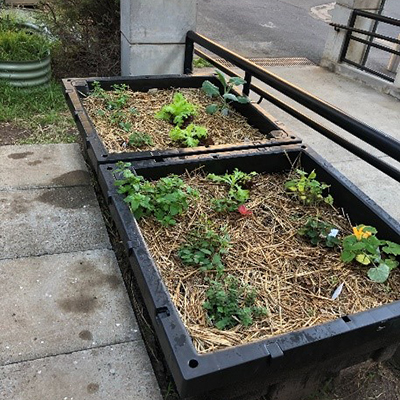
left=98, top=144, right=400, bottom=399
left=62, top=75, right=301, bottom=174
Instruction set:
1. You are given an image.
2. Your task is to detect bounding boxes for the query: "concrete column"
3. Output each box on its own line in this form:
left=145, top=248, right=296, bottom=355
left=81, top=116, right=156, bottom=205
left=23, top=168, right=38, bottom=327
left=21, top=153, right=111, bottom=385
left=121, top=0, right=197, bottom=76
left=394, top=62, right=400, bottom=88
left=321, top=0, right=384, bottom=69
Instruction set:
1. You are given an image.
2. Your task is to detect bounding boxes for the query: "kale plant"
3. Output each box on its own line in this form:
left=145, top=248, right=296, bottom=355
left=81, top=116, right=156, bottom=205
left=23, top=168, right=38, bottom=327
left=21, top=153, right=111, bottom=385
left=202, top=70, right=250, bottom=116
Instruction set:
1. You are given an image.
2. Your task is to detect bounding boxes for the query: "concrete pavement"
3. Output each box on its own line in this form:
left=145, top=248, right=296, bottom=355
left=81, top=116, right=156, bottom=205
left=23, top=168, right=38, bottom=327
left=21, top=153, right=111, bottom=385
left=0, top=144, right=162, bottom=400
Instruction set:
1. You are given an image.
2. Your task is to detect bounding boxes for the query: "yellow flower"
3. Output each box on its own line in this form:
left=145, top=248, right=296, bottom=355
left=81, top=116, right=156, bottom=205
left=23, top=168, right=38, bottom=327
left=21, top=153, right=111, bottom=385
left=353, top=225, right=372, bottom=241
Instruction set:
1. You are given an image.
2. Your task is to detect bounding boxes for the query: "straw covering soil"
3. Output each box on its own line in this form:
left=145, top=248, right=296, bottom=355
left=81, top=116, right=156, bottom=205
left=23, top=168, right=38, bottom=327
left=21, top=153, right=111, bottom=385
left=83, top=87, right=266, bottom=153
left=135, top=169, right=399, bottom=354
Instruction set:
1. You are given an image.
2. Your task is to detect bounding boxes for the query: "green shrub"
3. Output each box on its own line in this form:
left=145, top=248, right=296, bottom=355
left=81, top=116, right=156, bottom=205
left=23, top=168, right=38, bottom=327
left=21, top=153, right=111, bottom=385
left=0, top=16, right=51, bottom=62
left=37, top=0, right=120, bottom=78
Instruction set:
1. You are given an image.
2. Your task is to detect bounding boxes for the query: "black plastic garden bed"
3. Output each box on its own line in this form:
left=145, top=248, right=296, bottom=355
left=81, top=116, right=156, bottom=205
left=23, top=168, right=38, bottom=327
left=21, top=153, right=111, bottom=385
left=97, top=144, right=400, bottom=399
left=62, top=75, right=301, bottom=175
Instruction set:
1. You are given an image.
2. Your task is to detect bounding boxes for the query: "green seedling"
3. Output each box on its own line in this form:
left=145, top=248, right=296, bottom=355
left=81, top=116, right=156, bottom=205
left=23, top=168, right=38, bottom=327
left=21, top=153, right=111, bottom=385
left=202, top=69, right=250, bottom=116
left=169, top=123, right=208, bottom=147
left=203, top=275, right=267, bottom=330
left=207, top=169, right=257, bottom=212
left=193, top=57, right=213, bottom=68
left=155, top=92, right=197, bottom=127
left=128, top=131, right=153, bottom=148
left=178, top=221, right=230, bottom=276
left=113, top=163, right=198, bottom=226
left=341, top=225, right=400, bottom=283
left=285, top=169, right=333, bottom=206
left=298, top=217, right=340, bottom=248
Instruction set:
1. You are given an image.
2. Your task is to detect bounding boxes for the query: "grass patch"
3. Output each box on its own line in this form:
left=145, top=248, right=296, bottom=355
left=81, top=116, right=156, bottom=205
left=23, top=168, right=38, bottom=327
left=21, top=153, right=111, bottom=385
left=0, top=80, right=77, bottom=144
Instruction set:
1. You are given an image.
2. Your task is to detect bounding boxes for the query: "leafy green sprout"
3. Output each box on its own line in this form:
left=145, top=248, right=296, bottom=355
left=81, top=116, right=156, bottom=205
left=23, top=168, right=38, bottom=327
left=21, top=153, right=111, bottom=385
left=127, top=131, right=153, bottom=148
left=169, top=123, right=208, bottom=147
left=202, top=70, right=250, bottom=116
left=113, top=163, right=198, bottom=226
left=285, top=169, right=334, bottom=206
left=298, top=217, right=340, bottom=248
left=207, top=169, right=257, bottom=212
left=341, top=225, right=400, bottom=283
left=178, top=222, right=230, bottom=276
left=155, top=92, right=197, bottom=127
left=193, top=57, right=213, bottom=68
left=203, top=275, right=268, bottom=330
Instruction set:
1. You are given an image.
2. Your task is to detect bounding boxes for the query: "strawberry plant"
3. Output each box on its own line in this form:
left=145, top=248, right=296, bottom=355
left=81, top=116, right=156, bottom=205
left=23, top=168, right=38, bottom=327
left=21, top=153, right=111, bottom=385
left=178, top=222, right=230, bottom=275
left=169, top=124, right=208, bottom=147
left=285, top=169, right=333, bottom=206
left=341, top=225, right=400, bottom=283
left=155, top=92, right=197, bottom=127
left=90, top=81, right=131, bottom=111
left=202, top=70, right=250, bottom=116
left=207, top=169, right=257, bottom=212
left=113, top=163, right=198, bottom=226
left=298, top=217, right=340, bottom=248
left=203, top=275, right=267, bottom=330
left=128, top=131, right=153, bottom=148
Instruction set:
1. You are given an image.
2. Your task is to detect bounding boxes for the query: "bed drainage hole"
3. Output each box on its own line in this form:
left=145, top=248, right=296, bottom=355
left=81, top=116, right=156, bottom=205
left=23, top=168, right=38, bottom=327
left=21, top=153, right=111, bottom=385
left=189, top=359, right=199, bottom=368
left=107, top=166, right=113, bottom=171
left=342, top=315, right=351, bottom=323
left=102, top=154, right=108, bottom=158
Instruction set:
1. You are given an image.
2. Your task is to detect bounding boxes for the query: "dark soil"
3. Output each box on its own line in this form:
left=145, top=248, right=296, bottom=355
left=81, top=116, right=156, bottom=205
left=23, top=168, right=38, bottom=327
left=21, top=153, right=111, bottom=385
left=0, top=123, right=33, bottom=145
left=306, top=361, right=400, bottom=400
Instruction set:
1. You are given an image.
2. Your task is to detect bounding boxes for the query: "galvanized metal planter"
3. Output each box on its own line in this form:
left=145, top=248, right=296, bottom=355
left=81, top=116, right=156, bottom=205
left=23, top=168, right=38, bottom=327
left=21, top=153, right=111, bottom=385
left=0, top=54, right=51, bottom=87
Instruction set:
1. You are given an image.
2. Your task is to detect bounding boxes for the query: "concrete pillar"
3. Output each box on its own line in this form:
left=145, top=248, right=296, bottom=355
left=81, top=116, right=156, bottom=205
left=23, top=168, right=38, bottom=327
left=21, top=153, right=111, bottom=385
left=394, top=62, right=400, bottom=88
left=121, top=0, right=197, bottom=76
left=321, top=0, right=384, bottom=69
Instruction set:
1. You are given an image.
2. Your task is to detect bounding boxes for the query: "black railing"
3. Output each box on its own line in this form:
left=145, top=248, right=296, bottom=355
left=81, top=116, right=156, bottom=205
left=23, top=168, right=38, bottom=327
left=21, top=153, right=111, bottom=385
left=184, top=31, right=400, bottom=183
left=331, top=9, right=400, bottom=82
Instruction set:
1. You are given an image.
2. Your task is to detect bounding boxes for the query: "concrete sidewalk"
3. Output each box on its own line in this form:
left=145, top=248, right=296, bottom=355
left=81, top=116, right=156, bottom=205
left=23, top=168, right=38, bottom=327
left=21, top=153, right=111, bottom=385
left=0, top=144, right=162, bottom=400
left=198, top=65, right=400, bottom=222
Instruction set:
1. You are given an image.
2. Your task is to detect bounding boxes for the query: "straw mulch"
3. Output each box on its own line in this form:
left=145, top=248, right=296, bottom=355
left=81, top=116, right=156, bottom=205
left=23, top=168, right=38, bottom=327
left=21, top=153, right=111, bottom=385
left=83, top=87, right=266, bottom=153
left=137, top=169, right=400, bottom=354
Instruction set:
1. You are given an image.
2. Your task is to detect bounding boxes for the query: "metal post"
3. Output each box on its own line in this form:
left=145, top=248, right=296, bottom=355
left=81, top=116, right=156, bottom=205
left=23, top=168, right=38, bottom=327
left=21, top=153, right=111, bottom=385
left=184, top=36, right=194, bottom=75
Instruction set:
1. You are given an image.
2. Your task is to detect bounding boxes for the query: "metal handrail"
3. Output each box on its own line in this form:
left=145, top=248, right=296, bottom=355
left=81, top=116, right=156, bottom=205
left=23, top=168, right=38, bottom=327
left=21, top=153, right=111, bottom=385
left=353, top=9, right=400, bottom=26
left=185, top=31, right=400, bottom=164
left=194, top=48, right=400, bottom=183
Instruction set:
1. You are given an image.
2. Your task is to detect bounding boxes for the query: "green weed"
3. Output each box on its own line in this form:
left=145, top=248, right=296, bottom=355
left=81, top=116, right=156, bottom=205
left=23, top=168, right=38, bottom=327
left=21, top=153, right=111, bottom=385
left=203, top=275, right=268, bottom=330
left=285, top=169, right=334, bottom=206
left=207, top=169, right=257, bottom=212
left=178, top=221, right=230, bottom=275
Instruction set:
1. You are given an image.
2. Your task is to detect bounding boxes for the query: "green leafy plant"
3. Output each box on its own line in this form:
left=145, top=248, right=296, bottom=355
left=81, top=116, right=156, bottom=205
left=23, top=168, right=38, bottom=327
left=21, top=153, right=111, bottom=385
left=207, top=169, right=257, bottom=212
left=202, top=70, right=250, bottom=116
left=203, top=275, right=267, bottom=330
left=90, top=82, right=130, bottom=111
left=127, top=131, right=153, bottom=147
left=178, top=221, right=230, bottom=275
left=193, top=57, right=213, bottom=68
left=114, top=163, right=198, bottom=226
left=169, top=123, right=208, bottom=147
left=298, top=217, right=340, bottom=248
left=341, top=225, right=400, bottom=283
left=155, top=92, right=197, bottom=127
left=285, top=169, right=333, bottom=206
left=0, top=18, right=52, bottom=62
